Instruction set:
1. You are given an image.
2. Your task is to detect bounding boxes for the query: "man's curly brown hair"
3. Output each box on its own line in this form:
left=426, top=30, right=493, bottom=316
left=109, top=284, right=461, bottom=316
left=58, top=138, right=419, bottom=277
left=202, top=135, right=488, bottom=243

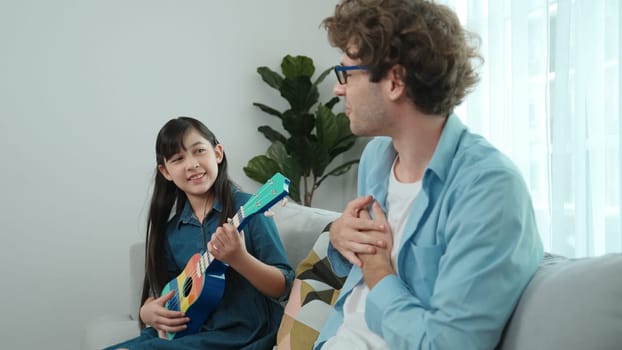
left=323, top=0, right=482, bottom=116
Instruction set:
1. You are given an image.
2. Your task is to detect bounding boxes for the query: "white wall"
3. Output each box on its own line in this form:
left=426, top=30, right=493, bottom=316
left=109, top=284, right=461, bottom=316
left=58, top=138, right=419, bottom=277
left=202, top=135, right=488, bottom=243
left=0, top=1, right=359, bottom=349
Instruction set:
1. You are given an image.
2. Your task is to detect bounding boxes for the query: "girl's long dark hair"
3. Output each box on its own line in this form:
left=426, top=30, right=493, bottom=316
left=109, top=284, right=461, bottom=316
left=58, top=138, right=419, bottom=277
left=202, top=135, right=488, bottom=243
left=139, top=116, right=237, bottom=327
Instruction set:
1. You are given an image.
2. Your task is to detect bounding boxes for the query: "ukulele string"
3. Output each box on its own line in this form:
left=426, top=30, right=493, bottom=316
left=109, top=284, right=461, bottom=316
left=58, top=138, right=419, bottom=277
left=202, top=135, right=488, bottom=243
left=164, top=257, right=222, bottom=311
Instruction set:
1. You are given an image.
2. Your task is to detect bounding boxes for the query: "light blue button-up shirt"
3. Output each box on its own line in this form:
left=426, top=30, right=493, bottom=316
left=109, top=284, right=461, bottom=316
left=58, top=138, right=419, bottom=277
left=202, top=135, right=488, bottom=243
left=315, top=115, right=544, bottom=350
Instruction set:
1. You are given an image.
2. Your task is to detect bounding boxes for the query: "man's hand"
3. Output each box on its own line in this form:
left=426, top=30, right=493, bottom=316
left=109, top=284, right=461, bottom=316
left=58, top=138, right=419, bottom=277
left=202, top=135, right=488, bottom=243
left=139, top=291, right=190, bottom=337
left=358, top=201, right=395, bottom=288
left=330, top=195, right=389, bottom=267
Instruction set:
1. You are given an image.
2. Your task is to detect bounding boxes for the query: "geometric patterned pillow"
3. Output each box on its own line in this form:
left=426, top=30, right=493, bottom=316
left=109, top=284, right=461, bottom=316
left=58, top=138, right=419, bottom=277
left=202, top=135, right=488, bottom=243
left=276, top=224, right=345, bottom=350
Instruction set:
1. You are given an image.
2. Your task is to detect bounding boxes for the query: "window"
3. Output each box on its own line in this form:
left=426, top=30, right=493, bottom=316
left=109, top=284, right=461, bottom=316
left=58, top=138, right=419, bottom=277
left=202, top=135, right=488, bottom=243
left=445, top=0, right=621, bottom=257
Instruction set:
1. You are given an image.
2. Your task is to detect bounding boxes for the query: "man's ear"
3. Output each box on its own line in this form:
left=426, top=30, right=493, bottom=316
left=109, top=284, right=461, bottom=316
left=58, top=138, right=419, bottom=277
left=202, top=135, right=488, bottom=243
left=387, top=65, right=407, bottom=101
left=214, top=144, right=224, bottom=164
left=158, top=164, right=172, bottom=181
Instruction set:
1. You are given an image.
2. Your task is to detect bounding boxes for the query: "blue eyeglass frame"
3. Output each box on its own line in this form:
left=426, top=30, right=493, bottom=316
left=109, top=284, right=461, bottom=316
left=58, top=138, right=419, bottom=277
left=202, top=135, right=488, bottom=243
left=334, top=65, right=369, bottom=84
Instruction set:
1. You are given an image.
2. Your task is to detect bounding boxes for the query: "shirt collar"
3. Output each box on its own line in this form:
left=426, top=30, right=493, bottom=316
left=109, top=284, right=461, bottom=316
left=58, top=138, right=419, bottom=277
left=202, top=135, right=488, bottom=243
left=175, top=196, right=223, bottom=229
left=425, top=114, right=467, bottom=184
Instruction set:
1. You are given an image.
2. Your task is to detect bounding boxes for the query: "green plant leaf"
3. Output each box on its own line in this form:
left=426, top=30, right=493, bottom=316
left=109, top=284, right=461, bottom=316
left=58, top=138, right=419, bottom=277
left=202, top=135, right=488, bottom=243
left=286, top=136, right=315, bottom=176
left=333, top=111, right=351, bottom=132
left=309, top=140, right=331, bottom=178
left=316, top=159, right=360, bottom=187
left=313, top=65, right=334, bottom=86
left=325, top=96, right=340, bottom=109
left=257, top=126, right=287, bottom=145
left=253, top=103, right=283, bottom=119
left=266, top=141, right=289, bottom=165
left=328, top=112, right=357, bottom=158
left=281, top=55, right=315, bottom=79
left=282, top=111, right=315, bottom=137
left=285, top=177, right=301, bottom=204
left=316, top=104, right=340, bottom=152
left=257, top=66, right=283, bottom=90
left=281, top=157, right=303, bottom=203
left=329, top=135, right=357, bottom=159
left=243, top=156, right=282, bottom=185
left=316, top=105, right=358, bottom=161
left=280, top=77, right=318, bottom=113
left=246, top=54, right=361, bottom=206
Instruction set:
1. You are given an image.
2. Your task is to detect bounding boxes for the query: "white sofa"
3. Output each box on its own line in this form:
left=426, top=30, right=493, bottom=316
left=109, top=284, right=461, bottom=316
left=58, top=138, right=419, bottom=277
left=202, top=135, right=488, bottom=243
left=82, top=202, right=622, bottom=350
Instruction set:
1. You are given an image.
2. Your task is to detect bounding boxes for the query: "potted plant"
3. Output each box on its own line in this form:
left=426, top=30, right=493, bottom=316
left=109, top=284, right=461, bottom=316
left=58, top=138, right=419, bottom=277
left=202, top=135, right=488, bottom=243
left=244, top=54, right=359, bottom=206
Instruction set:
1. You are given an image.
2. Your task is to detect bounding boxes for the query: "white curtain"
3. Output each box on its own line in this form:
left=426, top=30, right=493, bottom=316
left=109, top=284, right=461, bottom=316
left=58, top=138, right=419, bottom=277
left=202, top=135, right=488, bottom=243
left=440, top=0, right=621, bottom=258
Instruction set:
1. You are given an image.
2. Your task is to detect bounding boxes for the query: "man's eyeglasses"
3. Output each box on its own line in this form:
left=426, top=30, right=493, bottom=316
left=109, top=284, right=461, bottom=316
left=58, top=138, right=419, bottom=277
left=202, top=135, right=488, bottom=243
left=334, top=65, right=369, bottom=85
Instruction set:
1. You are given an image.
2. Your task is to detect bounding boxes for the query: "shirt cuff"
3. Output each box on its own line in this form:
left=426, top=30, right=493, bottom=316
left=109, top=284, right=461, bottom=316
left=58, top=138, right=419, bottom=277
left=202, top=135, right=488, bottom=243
left=365, top=274, right=424, bottom=336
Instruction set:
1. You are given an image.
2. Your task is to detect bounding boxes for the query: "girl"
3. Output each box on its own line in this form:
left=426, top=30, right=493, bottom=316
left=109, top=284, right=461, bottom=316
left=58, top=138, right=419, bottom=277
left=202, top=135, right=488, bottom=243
left=107, top=117, right=294, bottom=350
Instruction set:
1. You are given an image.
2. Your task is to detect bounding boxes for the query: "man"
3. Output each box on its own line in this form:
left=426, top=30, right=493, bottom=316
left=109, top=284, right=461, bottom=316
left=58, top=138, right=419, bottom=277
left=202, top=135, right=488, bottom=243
left=314, top=1, right=544, bottom=349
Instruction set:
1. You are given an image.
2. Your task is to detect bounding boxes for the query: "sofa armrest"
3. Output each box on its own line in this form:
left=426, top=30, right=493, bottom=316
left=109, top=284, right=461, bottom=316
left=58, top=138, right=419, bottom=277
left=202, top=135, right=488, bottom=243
left=80, top=242, right=144, bottom=350
left=128, top=242, right=144, bottom=320
left=81, top=314, right=139, bottom=350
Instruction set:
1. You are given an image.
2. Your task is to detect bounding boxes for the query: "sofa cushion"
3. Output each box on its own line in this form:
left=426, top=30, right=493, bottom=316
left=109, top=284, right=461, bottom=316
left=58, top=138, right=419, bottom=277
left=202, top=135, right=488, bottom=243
left=277, top=227, right=345, bottom=350
left=499, top=252, right=622, bottom=350
left=272, top=202, right=341, bottom=269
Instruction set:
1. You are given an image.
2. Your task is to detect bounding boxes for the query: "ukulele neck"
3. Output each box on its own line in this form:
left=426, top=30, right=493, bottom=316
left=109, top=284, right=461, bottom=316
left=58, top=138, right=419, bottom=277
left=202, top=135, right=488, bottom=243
left=198, top=210, right=245, bottom=274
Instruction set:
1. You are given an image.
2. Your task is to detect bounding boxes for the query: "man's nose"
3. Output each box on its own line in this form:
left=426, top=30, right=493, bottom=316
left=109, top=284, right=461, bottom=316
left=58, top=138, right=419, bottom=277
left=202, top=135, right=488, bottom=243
left=333, top=81, right=345, bottom=96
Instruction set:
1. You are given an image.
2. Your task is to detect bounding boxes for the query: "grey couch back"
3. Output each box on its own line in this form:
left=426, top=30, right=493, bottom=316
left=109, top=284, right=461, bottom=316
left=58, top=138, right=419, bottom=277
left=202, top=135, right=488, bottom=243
left=499, top=253, right=622, bottom=350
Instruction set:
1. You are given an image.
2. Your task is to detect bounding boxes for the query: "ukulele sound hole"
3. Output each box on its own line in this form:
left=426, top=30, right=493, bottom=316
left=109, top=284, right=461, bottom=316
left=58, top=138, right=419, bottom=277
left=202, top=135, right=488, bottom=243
left=183, top=277, right=193, bottom=297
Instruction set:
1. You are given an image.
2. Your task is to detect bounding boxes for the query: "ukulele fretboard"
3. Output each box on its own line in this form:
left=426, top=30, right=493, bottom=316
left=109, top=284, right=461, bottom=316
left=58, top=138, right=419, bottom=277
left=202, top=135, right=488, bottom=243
left=196, top=208, right=247, bottom=276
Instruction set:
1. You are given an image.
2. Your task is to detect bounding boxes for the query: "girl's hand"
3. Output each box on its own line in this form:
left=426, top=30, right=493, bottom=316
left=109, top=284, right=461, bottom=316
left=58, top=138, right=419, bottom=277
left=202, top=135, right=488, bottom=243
left=208, top=222, right=248, bottom=266
left=330, top=195, right=388, bottom=267
left=208, top=222, right=285, bottom=299
left=139, top=291, right=190, bottom=336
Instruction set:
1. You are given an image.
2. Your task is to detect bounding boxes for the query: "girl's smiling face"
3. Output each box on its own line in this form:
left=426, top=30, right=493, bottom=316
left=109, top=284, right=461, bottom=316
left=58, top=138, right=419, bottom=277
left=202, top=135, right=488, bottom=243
left=158, top=127, right=223, bottom=203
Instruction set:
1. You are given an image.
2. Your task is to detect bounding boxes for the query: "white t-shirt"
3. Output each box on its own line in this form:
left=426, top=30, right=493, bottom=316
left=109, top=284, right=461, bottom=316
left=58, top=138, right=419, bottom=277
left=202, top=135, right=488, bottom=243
left=322, top=157, right=422, bottom=350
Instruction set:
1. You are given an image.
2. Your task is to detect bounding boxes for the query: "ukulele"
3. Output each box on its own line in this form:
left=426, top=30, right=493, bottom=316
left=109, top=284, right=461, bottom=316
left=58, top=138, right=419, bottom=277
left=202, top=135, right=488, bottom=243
left=160, top=172, right=290, bottom=339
